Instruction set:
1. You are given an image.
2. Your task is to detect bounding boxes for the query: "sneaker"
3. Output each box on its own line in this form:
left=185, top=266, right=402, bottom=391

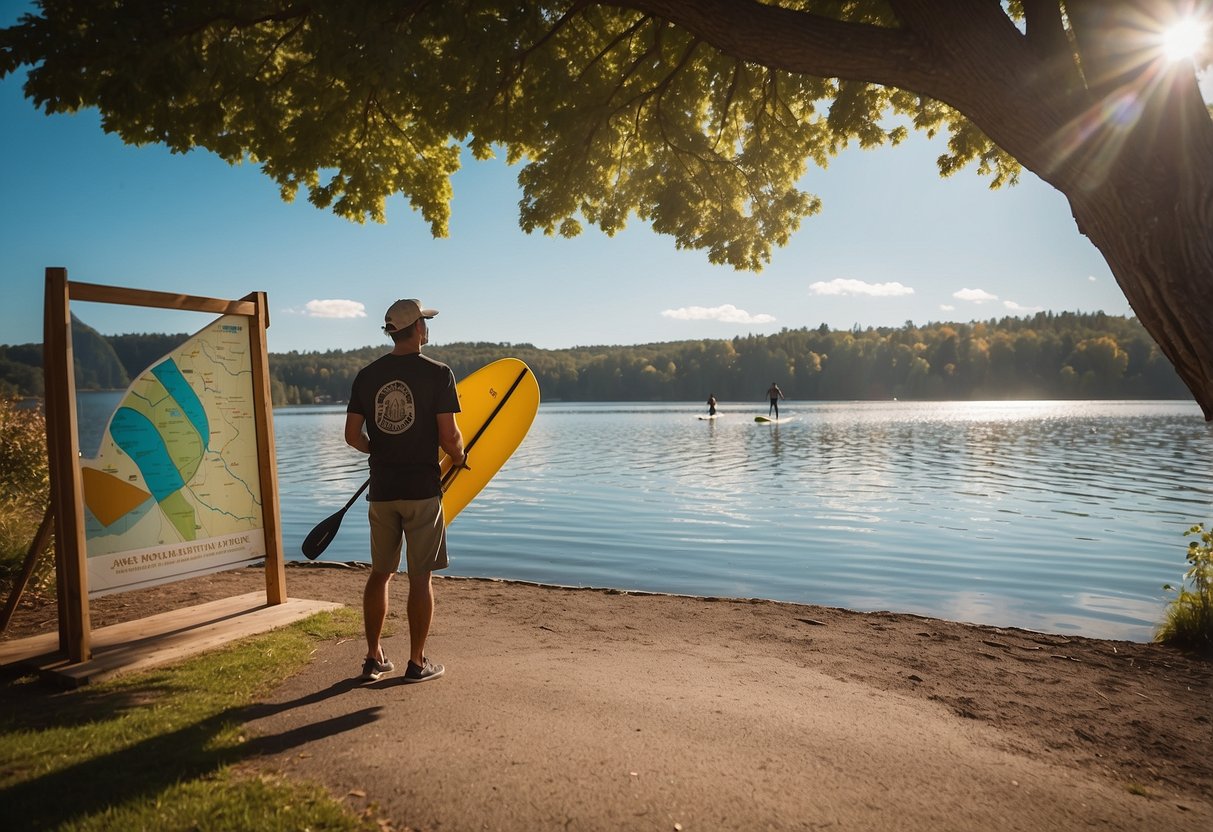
left=361, top=654, right=394, bottom=682
left=403, top=656, right=445, bottom=684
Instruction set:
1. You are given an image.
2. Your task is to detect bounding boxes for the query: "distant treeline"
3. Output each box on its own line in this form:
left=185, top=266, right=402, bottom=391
left=0, top=311, right=1192, bottom=405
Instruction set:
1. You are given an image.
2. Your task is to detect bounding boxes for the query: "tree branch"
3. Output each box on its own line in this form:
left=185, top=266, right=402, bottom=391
left=713, top=62, right=741, bottom=151
left=592, top=0, right=1071, bottom=178
left=1063, top=0, right=1141, bottom=99
left=595, top=0, right=937, bottom=91
left=253, top=14, right=309, bottom=80
left=166, top=4, right=312, bottom=41
left=1022, top=0, right=1068, bottom=58
left=576, top=15, right=651, bottom=84
left=1021, top=0, right=1085, bottom=97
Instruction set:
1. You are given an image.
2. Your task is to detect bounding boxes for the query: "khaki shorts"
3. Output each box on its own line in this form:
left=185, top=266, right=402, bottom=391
left=367, top=497, right=449, bottom=575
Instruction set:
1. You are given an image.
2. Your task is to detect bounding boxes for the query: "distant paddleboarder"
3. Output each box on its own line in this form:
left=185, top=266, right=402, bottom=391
left=766, top=382, right=785, bottom=419
left=706, top=393, right=717, bottom=416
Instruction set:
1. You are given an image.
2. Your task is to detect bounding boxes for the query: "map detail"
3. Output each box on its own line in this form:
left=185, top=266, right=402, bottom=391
left=81, top=315, right=266, bottom=595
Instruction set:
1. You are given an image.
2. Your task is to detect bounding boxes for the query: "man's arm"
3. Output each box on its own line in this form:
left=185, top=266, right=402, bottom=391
left=345, top=412, right=370, bottom=454
left=437, top=412, right=465, bottom=467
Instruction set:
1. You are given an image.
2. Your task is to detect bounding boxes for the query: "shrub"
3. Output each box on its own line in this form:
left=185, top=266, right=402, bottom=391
left=0, top=397, right=50, bottom=498
left=1155, top=523, right=1213, bottom=654
left=0, top=397, right=54, bottom=599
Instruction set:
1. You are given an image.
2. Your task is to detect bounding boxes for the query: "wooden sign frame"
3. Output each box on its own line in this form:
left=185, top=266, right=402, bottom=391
left=43, top=267, right=286, bottom=663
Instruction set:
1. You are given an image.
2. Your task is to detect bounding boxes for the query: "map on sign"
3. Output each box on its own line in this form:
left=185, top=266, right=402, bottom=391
left=80, top=314, right=266, bottom=596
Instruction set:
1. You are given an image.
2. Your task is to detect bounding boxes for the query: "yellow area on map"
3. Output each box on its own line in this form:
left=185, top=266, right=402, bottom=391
left=81, top=467, right=152, bottom=527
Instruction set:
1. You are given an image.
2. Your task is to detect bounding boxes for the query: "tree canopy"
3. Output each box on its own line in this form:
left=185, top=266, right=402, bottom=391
left=3, top=1, right=1211, bottom=415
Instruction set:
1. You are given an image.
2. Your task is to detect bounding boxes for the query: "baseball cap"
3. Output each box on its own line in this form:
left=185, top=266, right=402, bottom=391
left=383, top=298, right=439, bottom=333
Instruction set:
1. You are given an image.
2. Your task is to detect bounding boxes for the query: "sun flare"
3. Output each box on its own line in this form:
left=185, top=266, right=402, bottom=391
left=1162, top=17, right=1207, bottom=62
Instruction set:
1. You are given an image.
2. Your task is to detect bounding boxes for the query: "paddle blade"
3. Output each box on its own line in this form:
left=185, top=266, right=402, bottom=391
left=302, top=479, right=370, bottom=559
left=301, top=510, right=344, bottom=560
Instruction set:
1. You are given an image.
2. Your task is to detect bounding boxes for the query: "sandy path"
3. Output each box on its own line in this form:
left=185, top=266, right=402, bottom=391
left=234, top=573, right=1210, bottom=831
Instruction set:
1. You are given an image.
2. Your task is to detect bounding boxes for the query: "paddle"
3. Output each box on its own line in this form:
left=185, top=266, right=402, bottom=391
left=301, top=479, right=369, bottom=560
left=301, top=365, right=532, bottom=559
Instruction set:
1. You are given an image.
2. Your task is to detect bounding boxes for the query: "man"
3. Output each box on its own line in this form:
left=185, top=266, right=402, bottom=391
left=345, top=298, right=465, bottom=684
left=766, top=382, right=785, bottom=419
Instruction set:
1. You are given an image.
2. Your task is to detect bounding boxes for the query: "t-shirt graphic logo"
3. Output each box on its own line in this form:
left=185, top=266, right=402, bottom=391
left=375, top=380, right=416, bottom=434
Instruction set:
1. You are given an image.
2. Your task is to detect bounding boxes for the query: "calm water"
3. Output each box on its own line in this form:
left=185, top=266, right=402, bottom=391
left=79, top=395, right=1213, bottom=641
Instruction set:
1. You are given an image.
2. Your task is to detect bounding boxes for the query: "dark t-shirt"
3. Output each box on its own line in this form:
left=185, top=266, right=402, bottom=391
left=347, top=352, right=461, bottom=500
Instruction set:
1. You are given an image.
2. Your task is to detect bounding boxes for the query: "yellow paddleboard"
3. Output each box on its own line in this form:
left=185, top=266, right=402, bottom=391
left=439, top=357, right=540, bottom=524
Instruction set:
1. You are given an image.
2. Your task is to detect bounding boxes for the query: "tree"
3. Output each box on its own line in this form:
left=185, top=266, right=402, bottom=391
left=69, top=315, right=129, bottom=390
left=2, top=1, right=1210, bottom=416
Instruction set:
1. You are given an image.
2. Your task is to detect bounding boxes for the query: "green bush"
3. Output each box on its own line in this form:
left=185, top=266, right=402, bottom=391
left=1155, top=523, right=1213, bottom=654
left=0, top=397, right=53, bottom=599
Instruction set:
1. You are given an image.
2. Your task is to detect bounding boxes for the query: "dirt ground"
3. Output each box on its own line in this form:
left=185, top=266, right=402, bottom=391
left=3, top=563, right=1210, bottom=830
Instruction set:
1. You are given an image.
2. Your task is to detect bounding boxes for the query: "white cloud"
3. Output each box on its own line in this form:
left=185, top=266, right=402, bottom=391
left=953, top=288, right=999, bottom=303
left=1003, top=300, right=1044, bottom=314
left=939, top=304, right=956, bottom=312
left=809, top=278, right=915, bottom=297
left=1088, top=275, right=1098, bottom=282
left=661, top=304, right=775, bottom=324
left=303, top=299, right=367, bottom=319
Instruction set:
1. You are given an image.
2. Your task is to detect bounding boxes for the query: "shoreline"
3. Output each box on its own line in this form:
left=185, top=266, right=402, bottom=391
left=299, top=560, right=1166, bottom=642
left=292, top=558, right=1175, bottom=644
left=2, top=563, right=1210, bottom=828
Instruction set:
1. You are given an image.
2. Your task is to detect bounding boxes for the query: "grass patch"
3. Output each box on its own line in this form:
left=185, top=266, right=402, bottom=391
left=65, top=771, right=370, bottom=832
left=1156, top=523, right=1213, bottom=654
left=0, top=606, right=380, bottom=831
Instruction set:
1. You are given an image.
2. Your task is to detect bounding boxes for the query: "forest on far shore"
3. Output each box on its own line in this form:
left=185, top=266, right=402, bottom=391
left=0, top=311, right=1192, bottom=406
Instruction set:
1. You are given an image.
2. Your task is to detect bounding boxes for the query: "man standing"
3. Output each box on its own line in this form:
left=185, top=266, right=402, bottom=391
left=766, top=382, right=785, bottom=419
left=345, top=298, right=465, bottom=684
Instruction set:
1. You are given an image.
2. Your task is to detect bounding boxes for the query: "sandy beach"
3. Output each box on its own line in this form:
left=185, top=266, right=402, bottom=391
left=3, top=563, right=1210, bottom=830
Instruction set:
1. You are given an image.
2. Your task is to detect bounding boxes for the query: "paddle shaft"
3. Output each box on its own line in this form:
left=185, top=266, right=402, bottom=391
left=337, top=477, right=371, bottom=514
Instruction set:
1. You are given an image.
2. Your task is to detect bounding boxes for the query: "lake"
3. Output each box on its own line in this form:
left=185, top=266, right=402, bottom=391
left=78, top=395, right=1213, bottom=641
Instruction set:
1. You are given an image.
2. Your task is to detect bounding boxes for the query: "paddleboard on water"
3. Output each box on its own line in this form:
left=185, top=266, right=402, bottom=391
left=754, top=415, right=792, bottom=424
left=697, top=414, right=719, bottom=420
left=439, top=357, right=541, bottom=524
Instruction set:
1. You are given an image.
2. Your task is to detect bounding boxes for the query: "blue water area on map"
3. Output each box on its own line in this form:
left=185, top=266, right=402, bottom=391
left=84, top=493, right=156, bottom=536
left=152, top=360, right=210, bottom=447
left=109, top=406, right=187, bottom=502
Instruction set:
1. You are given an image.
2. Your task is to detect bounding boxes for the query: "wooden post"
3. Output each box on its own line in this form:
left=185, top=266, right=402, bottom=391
left=44, top=267, right=91, bottom=661
left=246, top=291, right=286, bottom=605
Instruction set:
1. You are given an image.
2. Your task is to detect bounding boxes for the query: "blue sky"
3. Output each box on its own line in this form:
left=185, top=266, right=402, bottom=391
left=2, top=3, right=1189, bottom=356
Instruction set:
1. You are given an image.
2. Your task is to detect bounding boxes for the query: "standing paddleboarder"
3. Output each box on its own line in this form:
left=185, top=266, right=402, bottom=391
left=766, top=382, right=785, bottom=419
left=345, top=298, right=465, bottom=684
left=707, top=393, right=718, bottom=417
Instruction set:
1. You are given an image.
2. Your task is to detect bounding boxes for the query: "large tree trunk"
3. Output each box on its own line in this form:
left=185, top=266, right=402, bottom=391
left=1023, top=55, right=1213, bottom=421
left=1068, top=161, right=1213, bottom=421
